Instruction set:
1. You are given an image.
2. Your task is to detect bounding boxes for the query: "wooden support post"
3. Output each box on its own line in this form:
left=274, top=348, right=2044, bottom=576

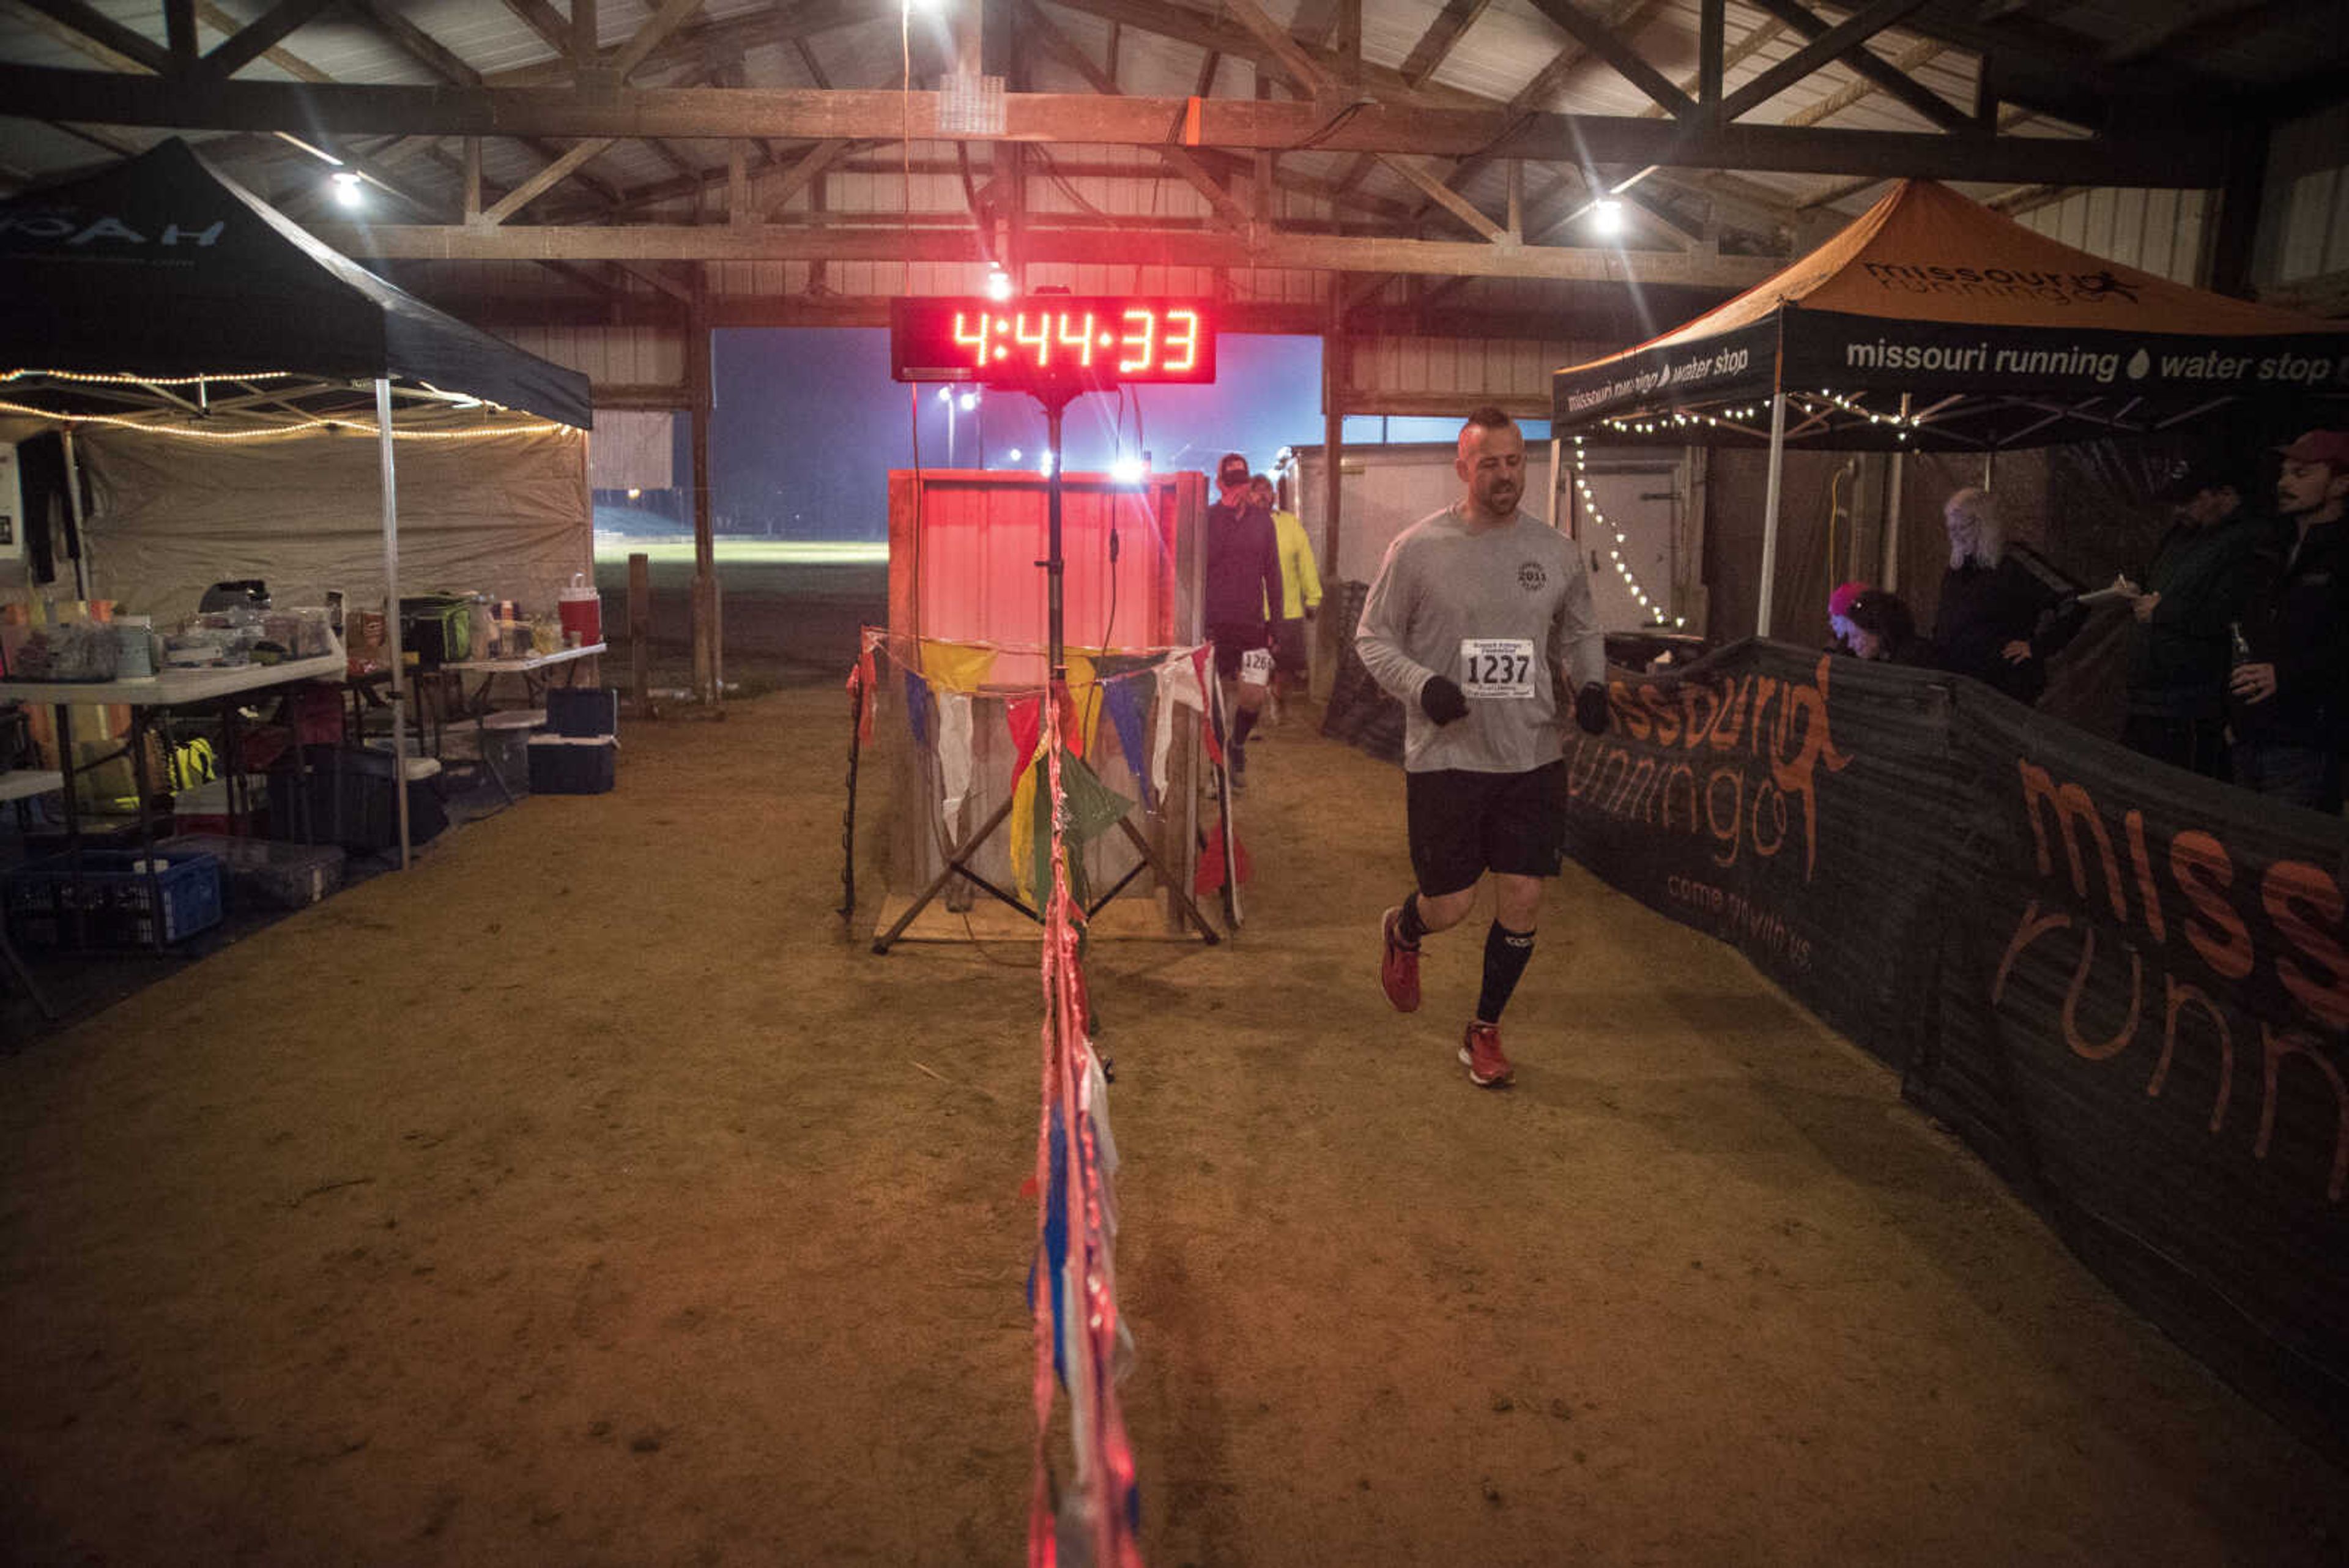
left=687, top=267, right=718, bottom=706
left=627, top=549, right=654, bottom=718
left=1319, top=319, right=1347, bottom=694
left=2210, top=117, right=2271, bottom=300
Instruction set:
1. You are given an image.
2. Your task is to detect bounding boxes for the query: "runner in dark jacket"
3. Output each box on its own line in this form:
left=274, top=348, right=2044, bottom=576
left=1203, top=451, right=1283, bottom=786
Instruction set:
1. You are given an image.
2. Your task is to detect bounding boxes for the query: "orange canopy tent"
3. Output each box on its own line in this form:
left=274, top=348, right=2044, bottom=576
left=1550, top=179, right=2349, bottom=631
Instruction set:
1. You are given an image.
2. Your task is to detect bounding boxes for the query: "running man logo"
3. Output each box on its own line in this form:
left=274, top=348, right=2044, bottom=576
left=1564, top=654, right=1851, bottom=883
left=1859, top=261, right=2145, bottom=307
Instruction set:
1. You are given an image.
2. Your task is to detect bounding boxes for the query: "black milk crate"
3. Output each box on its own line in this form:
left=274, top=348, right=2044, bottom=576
left=4, top=849, right=225, bottom=948
left=159, top=834, right=346, bottom=911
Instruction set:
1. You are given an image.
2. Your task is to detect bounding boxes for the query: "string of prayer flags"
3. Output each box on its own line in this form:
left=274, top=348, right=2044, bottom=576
left=903, top=668, right=935, bottom=751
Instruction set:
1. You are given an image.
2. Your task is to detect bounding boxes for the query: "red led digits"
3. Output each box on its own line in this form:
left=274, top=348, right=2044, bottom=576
left=1116, top=308, right=1156, bottom=374
left=1012, top=313, right=1053, bottom=368
left=952, top=311, right=988, bottom=362
left=891, top=297, right=1214, bottom=384
left=1055, top=311, right=1096, bottom=367
left=1162, top=308, right=1200, bottom=374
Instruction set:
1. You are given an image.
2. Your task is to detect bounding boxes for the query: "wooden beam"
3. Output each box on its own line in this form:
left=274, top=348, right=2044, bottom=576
left=1217, top=0, right=1336, bottom=96
left=462, top=135, right=481, bottom=220
left=1520, top=0, right=1694, bottom=119
left=792, top=36, right=830, bottom=89
left=759, top=138, right=853, bottom=220
left=187, top=0, right=341, bottom=84
left=612, top=0, right=708, bottom=81
left=1398, top=0, right=1489, bottom=87
left=1020, top=0, right=1253, bottom=231
left=502, top=0, right=572, bottom=58
left=480, top=138, right=617, bottom=225
left=1781, top=34, right=1949, bottom=130
left=1718, top=0, right=1929, bottom=123
left=572, top=0, right=598, bottom=70
left=0, top=65, right=2237, bottom=185
left=9, top=0, right=172, bottom=73
left=1047, top=0, right=1498, bottom=110
left=345, top=0, right=481, bottom=84
left=165, top=0, right=195, bottom=62
left=193, top=0, right=328, bottom=81
left=311, top=218, right=1785, bottom=287
left=1377, top=153, right=1507, bottom=241
left=1745, top=0, right=1967, bottom=132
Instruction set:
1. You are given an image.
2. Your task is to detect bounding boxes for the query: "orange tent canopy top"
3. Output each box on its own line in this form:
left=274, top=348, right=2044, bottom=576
left=1552, top=180, right=2349, bottom=450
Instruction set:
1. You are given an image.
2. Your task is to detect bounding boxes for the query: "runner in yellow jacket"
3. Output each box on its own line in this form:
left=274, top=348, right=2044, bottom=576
left=1251, top=474, right=1323, bottom=713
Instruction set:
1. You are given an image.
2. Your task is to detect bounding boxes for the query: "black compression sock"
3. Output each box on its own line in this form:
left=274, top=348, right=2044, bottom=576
left=1476, top=922, right=1536, bottom=1024
left=1230, top=707, right=1260, bottom=750
left=1396, top=893, right=1430, bottom=945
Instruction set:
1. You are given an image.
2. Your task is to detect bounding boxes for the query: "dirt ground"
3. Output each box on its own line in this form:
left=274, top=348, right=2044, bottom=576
left=2, top=682, right=2343, bottom=1567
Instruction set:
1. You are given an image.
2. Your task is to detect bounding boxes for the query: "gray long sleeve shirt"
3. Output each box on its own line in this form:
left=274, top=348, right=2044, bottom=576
left=1355, top=505, right=1605, bottom=773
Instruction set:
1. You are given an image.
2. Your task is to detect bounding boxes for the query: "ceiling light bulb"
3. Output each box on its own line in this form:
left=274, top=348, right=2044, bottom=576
left=1592, top=197, right=1624, bottom=236
left=985, top=268, right=1013, bottom=302
left=330, top=171, right=363, bottom=207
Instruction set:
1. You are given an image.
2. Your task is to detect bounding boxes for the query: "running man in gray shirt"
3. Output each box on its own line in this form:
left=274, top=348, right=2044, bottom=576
left=1357, top=406, right=1609, bottom=1087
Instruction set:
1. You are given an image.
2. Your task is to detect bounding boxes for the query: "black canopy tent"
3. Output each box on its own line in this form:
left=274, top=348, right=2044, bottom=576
left=0, top=138, right=594, bottom=868
left=1549, top=180, right=2349, bottom=635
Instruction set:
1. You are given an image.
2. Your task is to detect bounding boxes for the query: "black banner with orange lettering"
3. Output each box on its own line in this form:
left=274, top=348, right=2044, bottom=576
left=1558, top=639, right=2349, bottom=1449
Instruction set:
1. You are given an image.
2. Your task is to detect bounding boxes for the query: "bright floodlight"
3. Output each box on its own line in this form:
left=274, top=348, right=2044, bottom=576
left=985, top=268, right=1014, bottom=302
left=330, top=171, right=363, bottom=207
left=1008, top=447, right=1023, bottom=461
left=1037, top=452, right=1055, bottom=475
left=1109, top=454, right=1146, bottom=485
left=937, top=385, right=953, bottom=403
left=958, top=391, right=979, bottom=412
left=1592, top=196, right=1624, bottom=236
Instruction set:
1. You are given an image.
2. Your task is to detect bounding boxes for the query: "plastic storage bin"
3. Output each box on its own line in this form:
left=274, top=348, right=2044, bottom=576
left=4, top=849, right=225, bottom=948
left=158, top=834, right=346, bottom=910
left=545, top=687, right=619, bottom=738
left=527, top=735, right=617, bottom=794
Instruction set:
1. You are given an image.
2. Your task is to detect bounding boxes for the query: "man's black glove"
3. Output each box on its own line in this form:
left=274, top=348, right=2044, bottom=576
left=1419, top=675, right=1469, bottom=725
left=1573, top=682, right=1611, bottom=735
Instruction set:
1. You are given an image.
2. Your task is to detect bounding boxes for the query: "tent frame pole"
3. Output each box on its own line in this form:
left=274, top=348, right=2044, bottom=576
left=376, top=377, right=412, bottom=872
left=57, top=427, right=91, bottom=603
left=1883, top=392, right=1911, bottom=593
left=1756, top=388, right=1789, bottom=639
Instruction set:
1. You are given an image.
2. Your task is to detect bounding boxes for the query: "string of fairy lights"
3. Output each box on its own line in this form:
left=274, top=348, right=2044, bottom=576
left=0, top=368, right=565, bottom=440
left=1568, top=434, right=1686, bottom=630
left=1597, top=390, right=1921, bottom=440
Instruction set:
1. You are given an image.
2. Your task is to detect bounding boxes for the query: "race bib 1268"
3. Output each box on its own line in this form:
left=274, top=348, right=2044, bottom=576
left=1459, top=637, right=1535, bottom=699
left=1238, top=647, right=1275, bottom=686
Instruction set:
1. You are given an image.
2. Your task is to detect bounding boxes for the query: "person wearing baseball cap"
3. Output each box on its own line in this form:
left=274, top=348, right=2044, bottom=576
left=2117, top=453, right=2260, bottom=780
left=1201, top=450, right=1283, bottom=790
left=2229, top=429, right=2348, bottom=811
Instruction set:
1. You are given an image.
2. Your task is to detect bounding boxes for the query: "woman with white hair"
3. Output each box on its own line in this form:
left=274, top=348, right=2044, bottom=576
left=1932, top=487, right=2084, bottom=704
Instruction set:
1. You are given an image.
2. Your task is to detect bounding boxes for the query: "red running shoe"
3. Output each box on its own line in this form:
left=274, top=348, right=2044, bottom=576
left=1379, top=905, right=1421, bottom=1013
left=1460, top=1021, right=1514, bottom=1088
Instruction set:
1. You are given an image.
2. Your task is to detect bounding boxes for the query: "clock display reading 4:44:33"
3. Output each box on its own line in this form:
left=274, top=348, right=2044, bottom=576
left=889, top=298, right=1217, bottom=386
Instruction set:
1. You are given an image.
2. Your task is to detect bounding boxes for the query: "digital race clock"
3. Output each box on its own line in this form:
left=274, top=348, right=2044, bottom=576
left=889, top=297, right=1216, bottom=387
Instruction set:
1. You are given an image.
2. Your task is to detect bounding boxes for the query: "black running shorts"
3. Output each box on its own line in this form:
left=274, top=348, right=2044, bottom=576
left=1209, top=623, right=1268, bottom=681
left=1405, top=760, right=1566, bottom=897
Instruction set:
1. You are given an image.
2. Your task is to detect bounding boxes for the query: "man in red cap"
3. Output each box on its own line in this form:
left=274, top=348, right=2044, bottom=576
left=2230, top=429, right=2348, bottom=812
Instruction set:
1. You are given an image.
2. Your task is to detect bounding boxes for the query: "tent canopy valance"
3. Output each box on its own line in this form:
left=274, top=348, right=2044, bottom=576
left=1551, top=180, right=2349, bottom=451
left=0, top=138, right=589, bottom=431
